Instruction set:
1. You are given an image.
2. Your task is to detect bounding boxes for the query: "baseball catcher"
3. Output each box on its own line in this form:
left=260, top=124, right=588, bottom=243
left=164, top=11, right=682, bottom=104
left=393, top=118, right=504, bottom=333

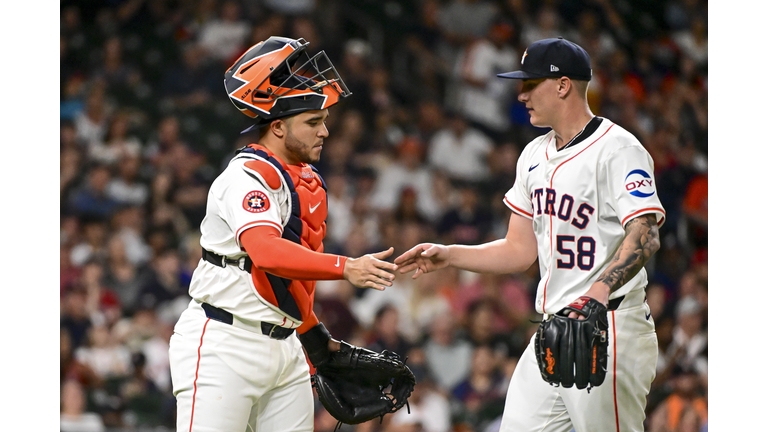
left=534, top=296, right=609, bottom=391
left=300, top=323, right=416, bottom=425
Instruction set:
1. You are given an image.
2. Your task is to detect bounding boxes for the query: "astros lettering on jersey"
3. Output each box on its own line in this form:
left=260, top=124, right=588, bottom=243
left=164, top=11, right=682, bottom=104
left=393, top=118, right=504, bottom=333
left=503, top=117, right=665, bottom=314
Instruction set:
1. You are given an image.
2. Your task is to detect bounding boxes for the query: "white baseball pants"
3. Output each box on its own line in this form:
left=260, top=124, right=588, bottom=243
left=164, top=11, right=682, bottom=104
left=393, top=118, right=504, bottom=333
left=169, top=301, right=313, bottom=432
left=499, top=289, right=658, bottom=432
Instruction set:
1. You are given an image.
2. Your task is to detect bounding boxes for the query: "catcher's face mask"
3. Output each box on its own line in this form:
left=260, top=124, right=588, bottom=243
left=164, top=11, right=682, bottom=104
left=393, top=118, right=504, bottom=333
left=224, top=36, right=351, bottom=131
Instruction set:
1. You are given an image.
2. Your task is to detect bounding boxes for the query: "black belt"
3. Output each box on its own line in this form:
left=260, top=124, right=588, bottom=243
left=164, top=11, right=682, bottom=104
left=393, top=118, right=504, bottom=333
left=607, top=295, right=624, bottom=311
left=202, top=248, right=253, bottom=273
left=201, top=303, right=295, bottom=340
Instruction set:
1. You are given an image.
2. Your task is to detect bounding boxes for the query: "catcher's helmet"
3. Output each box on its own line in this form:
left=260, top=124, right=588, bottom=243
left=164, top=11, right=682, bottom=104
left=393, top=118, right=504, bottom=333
left=224, top=36, right=351, bottom=132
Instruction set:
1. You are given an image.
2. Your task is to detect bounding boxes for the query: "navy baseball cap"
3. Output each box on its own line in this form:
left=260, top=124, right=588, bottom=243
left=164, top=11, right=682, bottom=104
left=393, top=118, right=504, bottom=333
left=497, top=37, right=592, bottom=81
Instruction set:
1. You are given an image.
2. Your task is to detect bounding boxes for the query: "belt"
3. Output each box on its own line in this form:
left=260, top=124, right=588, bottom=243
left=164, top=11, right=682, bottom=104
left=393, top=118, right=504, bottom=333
left=201, top=303, right=295, bottom=340
left=607, top=295, right=624, bottom=311
left=202, top=248, right=252, bottom=273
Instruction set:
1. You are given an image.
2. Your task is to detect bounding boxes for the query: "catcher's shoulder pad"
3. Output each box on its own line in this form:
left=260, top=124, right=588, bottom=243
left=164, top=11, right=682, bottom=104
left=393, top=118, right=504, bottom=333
left=243, top=159, right=283, bottom=191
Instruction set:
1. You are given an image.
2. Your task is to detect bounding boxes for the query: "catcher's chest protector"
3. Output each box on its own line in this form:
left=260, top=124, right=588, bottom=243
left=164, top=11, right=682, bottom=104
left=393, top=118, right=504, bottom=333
left=235, top=144, right=328, bottom=320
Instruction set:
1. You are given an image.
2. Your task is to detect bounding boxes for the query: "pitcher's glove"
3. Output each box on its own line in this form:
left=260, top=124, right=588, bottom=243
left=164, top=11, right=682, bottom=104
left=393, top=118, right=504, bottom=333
left=534, top=296, right=609, bottom=391
left=312, top=341, right=416, bottom=425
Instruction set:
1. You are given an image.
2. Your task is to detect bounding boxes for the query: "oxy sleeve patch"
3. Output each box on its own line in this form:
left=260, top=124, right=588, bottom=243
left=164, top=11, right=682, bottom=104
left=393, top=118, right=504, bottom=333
left=243, top=190, right=270, bottom=213
left=624, top=169, right=655, bottom=198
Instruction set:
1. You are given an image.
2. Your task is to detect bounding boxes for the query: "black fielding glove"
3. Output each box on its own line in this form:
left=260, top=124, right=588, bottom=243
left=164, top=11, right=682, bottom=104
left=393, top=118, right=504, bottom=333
left=534, top=296, right=609, bottom=391
left=312, top=341, right=416, bottom=425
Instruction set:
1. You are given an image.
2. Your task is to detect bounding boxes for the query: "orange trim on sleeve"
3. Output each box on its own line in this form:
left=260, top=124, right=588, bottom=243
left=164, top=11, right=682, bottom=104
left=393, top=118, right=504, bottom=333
left=236, top=220, right=283, bottom=248
left=504, top=197, right=533, bottom=219
left=621, top=207, right=666, bottom=227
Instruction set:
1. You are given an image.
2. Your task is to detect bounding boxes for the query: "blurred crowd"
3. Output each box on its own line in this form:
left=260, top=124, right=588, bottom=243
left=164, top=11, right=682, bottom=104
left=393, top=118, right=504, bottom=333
left=60, top=0, right=708, bottom=431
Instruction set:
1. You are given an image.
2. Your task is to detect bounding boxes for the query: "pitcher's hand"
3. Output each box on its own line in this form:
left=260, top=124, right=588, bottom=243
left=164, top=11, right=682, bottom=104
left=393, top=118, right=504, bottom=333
left=394, top=243, right=450, bottom=279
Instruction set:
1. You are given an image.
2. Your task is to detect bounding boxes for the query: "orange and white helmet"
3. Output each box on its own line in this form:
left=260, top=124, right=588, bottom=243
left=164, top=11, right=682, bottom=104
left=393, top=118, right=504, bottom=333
left=224, top=37, right=351, bottom=132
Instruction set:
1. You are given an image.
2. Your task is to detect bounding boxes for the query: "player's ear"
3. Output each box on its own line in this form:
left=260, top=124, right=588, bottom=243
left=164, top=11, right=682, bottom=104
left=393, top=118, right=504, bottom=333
left=557, top=77, right=571, bottom=99
left=270, top=119, right=286, bottom=138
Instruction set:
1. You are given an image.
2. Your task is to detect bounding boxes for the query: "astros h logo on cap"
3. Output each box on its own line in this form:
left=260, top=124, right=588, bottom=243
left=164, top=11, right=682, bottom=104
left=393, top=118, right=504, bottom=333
left=498, top=37, right=592, bottom=81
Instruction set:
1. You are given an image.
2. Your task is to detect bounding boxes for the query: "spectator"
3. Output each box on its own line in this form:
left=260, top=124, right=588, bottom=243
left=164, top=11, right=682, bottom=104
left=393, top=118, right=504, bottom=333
left=74, top=86, right=109, bottom=147
left=92, top=36, right=141, bottom=91
left=428, top=112, right=494, bottom=183
left=367, top=304, right=413, bottom=359
left=314, top=280, right=361, bottom=343
left=162, top=44, right=220, bottom=110
left=106, top=152, right=150, bottom=207
left=423, top=313, right=473, bottom=392
left=197, top=0, right=251, bottom=64
left=462, top=298, right=520, bottom=361
left=451, top=345, right=507, bottom=431
left=61, top=328, right=100, bottom=388
left=61, top=288, right=94, bottom=349
left=648, top=367, right=708, bottom=432
left=673, top=14, right=708, bottom=67
left=438, top=0, right=499, bottom=44
left=387, top=349, right=452, bottom=432
left=69, top=165, right=121, bottom=220
left=668, top=296, right=708, bottom=376
left=120, top=352, right=168, bottom=427
left=453, top=20, right=518, bottom=140
left=369, top=136, right=441, bottom=221
left=60, top=379, right=106, bottom=432
left=520, top=5, right=564, bottom=46
left=437, top=182, right=494, bottom=245
left=74, top=325, right=132, bottom=380
left=89, top=111, right=143, bottom=166
left=103, top=234, right=146, bottom=312
left=135, top=249, right=188, bottom=312
left=111, top=205, right=153, bottom=266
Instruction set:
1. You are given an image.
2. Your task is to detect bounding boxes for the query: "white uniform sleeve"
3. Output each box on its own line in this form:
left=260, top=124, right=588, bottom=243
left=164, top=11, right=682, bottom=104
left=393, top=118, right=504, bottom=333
left=218, top=167, right=286, bottom=248
left=503, top=148, right=534, bottom=219
left=603, top=145, right=666, bottom=228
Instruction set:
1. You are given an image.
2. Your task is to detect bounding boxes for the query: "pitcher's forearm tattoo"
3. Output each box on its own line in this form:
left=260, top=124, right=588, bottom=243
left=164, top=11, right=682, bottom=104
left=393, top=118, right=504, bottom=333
left=595, top=214, right=660, bottom=292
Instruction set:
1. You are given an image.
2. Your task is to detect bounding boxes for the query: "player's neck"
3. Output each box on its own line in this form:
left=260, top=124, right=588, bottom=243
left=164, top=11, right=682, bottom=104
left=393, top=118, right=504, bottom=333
left=552, top=106, right=594, bottom=150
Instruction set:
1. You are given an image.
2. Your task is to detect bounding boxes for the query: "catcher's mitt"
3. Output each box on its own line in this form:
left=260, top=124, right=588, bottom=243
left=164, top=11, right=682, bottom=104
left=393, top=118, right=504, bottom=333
left=534, top=296, right=609, bottom=391
left=312, top=341, right=416, bottom=425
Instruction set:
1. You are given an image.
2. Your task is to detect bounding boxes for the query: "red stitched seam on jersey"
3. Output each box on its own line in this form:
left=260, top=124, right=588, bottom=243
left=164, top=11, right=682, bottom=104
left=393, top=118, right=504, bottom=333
left=236, top=221, right=283, bottom=246
left=504, top=197, right=533, bottom=218
left=621, top=207, right=666, bottom=227
left=189, top=318, right=211, bottom=432
left=541, top=124, right=614, bottom=314
left=612, top=311, right=620, bottom=432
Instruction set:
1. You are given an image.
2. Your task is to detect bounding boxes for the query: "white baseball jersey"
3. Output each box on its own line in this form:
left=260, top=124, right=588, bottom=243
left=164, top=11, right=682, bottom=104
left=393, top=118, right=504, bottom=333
left=503, top=117, right=665, bottom=315
left=170, top=146, right=325, bottom=432
left=189, top=149, right=302, bottom=326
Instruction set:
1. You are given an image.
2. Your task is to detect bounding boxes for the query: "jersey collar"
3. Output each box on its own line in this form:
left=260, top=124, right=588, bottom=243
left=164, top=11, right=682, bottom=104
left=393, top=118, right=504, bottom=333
left=558, top=116, right=603, bottom=152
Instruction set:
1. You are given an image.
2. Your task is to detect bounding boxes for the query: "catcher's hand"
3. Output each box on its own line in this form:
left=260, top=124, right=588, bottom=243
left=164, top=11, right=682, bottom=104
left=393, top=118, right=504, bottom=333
left=343, top=247, right=398, bottom=290
left=534, top=296, right=609, bottom=391
left=313, top=341, right=416, bottom=425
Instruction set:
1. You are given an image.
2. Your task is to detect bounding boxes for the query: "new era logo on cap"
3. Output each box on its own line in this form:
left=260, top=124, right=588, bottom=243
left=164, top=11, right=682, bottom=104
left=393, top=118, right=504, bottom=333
left=497, top=37, right=592, bottom=81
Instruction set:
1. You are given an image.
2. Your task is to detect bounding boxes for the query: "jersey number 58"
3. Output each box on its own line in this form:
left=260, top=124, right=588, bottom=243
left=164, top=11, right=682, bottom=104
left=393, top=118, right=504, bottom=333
left=556, top=235, right=596, bottom=270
